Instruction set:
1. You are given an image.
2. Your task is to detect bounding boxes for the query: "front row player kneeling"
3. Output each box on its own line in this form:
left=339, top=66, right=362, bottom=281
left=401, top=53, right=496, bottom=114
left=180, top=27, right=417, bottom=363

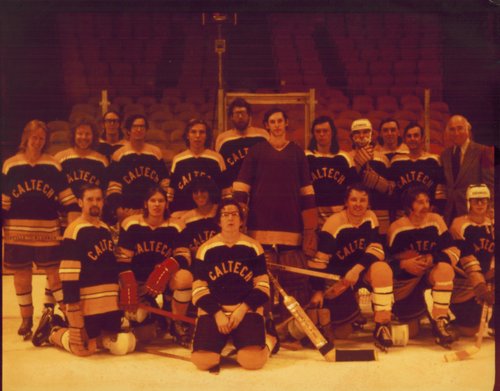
left=32, top=184, right=136, bottom=356
left=307, top=183, right=395, bottom=351
left=116, top=186, right=193, bottom=346
left=387, top=184, right=460, bottom=348
left=191, top=198, right=275, bottom=371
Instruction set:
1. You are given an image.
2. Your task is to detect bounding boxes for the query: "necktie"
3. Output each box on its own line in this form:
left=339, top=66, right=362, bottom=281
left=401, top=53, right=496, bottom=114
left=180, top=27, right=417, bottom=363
left=452, top=146, right=461, bottom=181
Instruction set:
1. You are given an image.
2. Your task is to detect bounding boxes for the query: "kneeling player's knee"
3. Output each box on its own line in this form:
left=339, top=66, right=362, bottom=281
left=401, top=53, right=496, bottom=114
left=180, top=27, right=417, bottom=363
left=431, top=262, right=454, bottom=281
left=237, top=346, right=268, bottom=370
left=368, top=261, right=393, bottom=286
left=170, top=269, right=193, bottom=290
left=102, top=332, right=136, bottom=355
left=191, top=351, right=220, bottom=371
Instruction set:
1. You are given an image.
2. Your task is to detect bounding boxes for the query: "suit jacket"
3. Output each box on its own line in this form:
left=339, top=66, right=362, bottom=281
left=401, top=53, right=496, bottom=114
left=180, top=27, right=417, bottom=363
left=441, top=140, right=494, bottom=225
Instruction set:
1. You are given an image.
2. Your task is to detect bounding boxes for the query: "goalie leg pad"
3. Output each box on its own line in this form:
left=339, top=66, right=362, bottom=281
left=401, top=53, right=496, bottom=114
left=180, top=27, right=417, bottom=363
left=102, top=332, right=136, bottom=355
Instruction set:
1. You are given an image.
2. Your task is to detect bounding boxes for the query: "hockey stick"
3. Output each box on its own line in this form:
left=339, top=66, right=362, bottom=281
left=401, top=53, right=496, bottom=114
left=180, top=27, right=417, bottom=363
left=267, top=262, right=341, bottom=281
left=138, top=304, right=196, bottom=325
left=444, top=290, right=492, bottom=362
left=268, top=271, right=377, bottom=362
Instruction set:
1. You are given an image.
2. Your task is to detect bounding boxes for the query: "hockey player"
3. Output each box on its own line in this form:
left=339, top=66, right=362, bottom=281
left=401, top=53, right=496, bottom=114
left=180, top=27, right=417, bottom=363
left=54, top=118, right=109, bottom=199
left=106, top=114, right=169, bottom=223
left=168, top=119, right=229, bottom=216
left=449, top=184, right=494, bottom=336
left=215, top=98, right=269, bottom=187
left=390, top=122, right=446, bottom=217
left=116, top=186, right=193, bottom=347
left=180, top=176, right=221, bottom=259
left=96, top=110, right=126, bottom=161
left=374, top=118, right=409, bottom=162
left=233, top=107, right=318, bottom=316
left=2, top=120, right=79, bottom=340
left=387, top=184, right=460, bottom=348
left=306, top=116, right=358, bottom=226
left=32, top=184, right=136, bottom=356
left=308, top=183, right=394, bottom=351
left=191, top=198, right=272, bottom=371
left=349, top=118, right=394, bottom=236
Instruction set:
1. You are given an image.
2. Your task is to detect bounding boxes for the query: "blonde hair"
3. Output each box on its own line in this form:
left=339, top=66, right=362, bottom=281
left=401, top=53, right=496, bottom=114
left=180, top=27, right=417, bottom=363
left=18, top=120, right=49, bottom=153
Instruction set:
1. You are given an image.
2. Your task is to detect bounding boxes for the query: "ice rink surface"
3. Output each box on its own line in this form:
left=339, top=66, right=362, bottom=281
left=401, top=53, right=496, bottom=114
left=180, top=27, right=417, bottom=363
left=2, top=275, right=496, bottom=391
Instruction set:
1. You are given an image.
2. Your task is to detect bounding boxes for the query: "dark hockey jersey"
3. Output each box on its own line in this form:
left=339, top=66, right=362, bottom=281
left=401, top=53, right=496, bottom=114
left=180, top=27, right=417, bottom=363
left=96, top=139, right=126, bottom=162
left=390, top=152, right=446, bottom=212
left=116, top=214, right=191, bottom=282
left=449, top=215, right=494, bottom=277
left=2, top=153, right=78, bottom=246
left=192, top=233, right=270, bottom=315
left=168, top=149, right=228, bottom=213
left=233, top=141, right=316, bottom=246
left=215, top=127, right=269, bottom=186
left=59, top=217, right=120, bottom=316
left=180, top=206, right=219, bottom=259
left=308, top=210, right=385, bottom=290
left=106, top=143, right=169, bottom=209
left=305, top=149, right=358, bottom=208
left=54, top=148, right=109, bottom=198
left=387, top=213, right=460, bottom=278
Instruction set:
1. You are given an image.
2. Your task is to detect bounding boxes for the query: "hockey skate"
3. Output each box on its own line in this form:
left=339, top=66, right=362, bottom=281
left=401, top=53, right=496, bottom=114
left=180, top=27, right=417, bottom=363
left=32, top=307, right=66, bottom=347
left=431, top=316, right=457, bottom=349
left=18, top=317, right=33, bottom=341
left=373, top=323, right=393, bottom=352
left=170, top=321, right=193, bottom=349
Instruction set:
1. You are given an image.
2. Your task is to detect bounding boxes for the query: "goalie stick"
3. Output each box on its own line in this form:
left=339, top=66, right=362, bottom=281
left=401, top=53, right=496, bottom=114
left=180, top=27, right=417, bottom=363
left=268, top=271, right=377, bottom=362
left=444, top=285, right=492, bottom=362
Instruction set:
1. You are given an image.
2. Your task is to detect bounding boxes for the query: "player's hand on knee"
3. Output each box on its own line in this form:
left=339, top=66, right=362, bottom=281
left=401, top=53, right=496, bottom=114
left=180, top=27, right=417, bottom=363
left=309, top=290, right=325, bottom=308
left=118, top=270, right=139, bottom=311
left=214, top=310, right=231, bottom=335
left=400, top=257, right=427, bottom=276
left=145, top=258, right=180, bottom=296
left=228, top=303, right=249, bottom=331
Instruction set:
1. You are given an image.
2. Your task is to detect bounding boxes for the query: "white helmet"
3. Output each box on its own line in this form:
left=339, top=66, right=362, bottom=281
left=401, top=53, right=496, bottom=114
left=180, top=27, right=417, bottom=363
left=466, top=184, right=490, bottom=211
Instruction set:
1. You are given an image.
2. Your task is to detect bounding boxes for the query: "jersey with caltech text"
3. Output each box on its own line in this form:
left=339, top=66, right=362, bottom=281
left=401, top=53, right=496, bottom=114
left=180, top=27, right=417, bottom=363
left=2, top=153, right=78, bottom=247
left=54, top=148, right=109, bottom=198
left=181, top=206, right=219, bottom=259
left=233, top=141, right=316, bottom=246
left=168, top=149, right=228, bottom=213
left=215, top=127, right=269, bottom=186
left=116, top=214, right=191, bottom=282
left=387, top=213, right=460, bottom=279
left=308, top=210, right=385, bottom=290
left=306, top=150, right=358, bottom=208
left=449, top=215, right=494, bottom=277
left=106, top=143, right=169, bottom=210
left=390, top=152, right=446, bottom=212
left=59, top=217, right=120, bottom=316
left=192, top=233, right=270, bottom=315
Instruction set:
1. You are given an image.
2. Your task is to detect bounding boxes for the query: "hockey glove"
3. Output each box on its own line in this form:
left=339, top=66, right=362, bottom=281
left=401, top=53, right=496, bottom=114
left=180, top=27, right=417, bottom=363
left=302, top=229, right=318, bottom=257
left=473, top=282, right=494, bottom=305
left=145, top=258, right=180, bottom=297
left=354, top=145, right=373, bottom=170
left=362, top=167, right=394, bottom=195
left=119, top=270, right=139, bottom=312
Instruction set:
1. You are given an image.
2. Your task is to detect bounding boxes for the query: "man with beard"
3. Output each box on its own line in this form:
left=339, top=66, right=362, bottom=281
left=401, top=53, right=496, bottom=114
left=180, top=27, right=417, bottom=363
left=32, top=184, right=136, bottom=357
left=215, top=98, right=269, bottom=188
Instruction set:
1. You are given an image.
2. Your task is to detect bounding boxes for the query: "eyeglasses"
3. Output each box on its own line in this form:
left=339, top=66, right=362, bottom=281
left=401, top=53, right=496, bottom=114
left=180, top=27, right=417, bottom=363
left=220, top=211, right=239, bottom=218
left=104, top=119, right=120, bottom=124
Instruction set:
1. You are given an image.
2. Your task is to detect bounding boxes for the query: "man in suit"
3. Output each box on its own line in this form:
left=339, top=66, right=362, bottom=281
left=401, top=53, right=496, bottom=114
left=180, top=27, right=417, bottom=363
left=441, top=115, right=494, bottom=225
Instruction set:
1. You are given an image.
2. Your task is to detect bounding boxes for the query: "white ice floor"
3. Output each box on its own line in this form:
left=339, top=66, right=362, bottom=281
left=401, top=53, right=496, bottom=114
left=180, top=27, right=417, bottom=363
left=2, top=275, right=496, bottom=391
